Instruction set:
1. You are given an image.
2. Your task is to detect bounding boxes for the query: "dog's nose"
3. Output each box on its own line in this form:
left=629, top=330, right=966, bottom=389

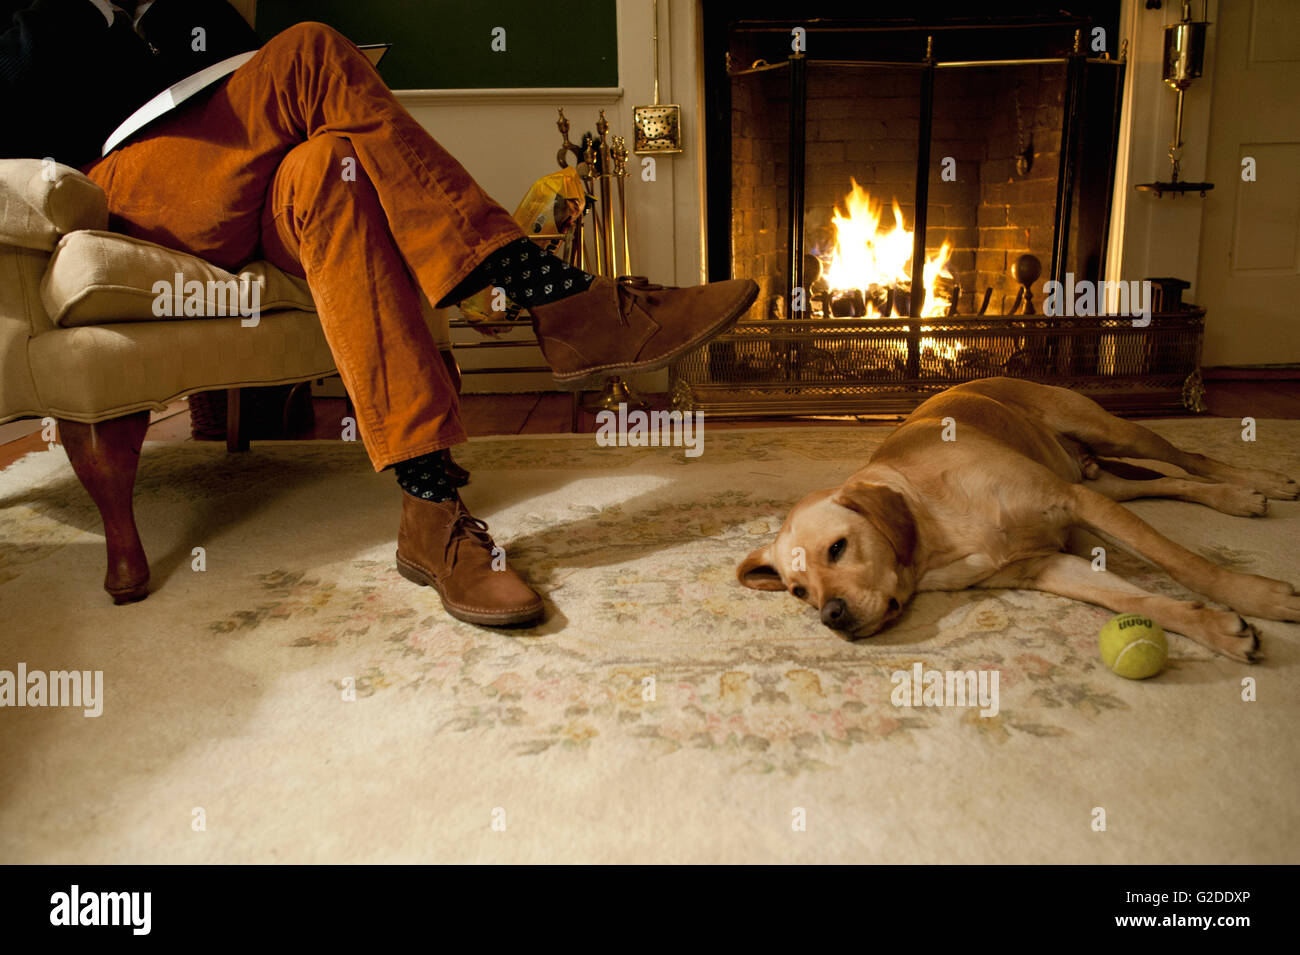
left=821, top=597, right=850, bottom=629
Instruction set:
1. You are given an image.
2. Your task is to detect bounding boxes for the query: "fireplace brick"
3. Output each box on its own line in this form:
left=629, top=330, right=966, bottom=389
left=977, top=250, right=1009, bottom=274
left=845, top=139, right=919, bottom=163
left=982, top=227, right=1031, bottom=250
left=883, top=118, right=920, bottom=140
left=811, top=141, right=847, bottom=163
left=977, top=203, right=1009, bottom=229
left=871, top=161, right=917, bottom=184
left=1007, top=204, right=1056, bottom=231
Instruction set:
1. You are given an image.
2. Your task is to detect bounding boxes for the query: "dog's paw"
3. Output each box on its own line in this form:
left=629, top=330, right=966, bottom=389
left=1209, top=486, right=1269, bottom=517
left=1213, top=616, right=1261, bottom=664
left=1231, top=576, right=1300, bottom=622
left=1243, top=470, right=1299, bottom=501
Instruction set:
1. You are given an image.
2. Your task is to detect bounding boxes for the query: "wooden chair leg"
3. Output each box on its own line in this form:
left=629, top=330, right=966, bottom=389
left=226, top=387, right=250, bottom=452
left=58, top=411, right=151, bottom=604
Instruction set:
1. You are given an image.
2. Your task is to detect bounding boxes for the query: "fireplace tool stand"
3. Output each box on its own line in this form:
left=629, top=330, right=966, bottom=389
left=556, top=109, right=646, bottom=413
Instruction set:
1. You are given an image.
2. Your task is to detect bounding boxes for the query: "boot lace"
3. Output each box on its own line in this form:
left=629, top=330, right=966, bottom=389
left=443, top=506, right=497, bottom=564
left=615, top=275, right=668, bottom=326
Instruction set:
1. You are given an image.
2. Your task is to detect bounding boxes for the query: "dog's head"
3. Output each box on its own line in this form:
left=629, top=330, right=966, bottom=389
left=737, top=482, right=918, bottom=638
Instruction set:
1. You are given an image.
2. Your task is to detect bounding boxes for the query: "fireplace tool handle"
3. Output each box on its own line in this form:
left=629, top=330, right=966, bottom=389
left=596, top=111, right=619, bottom=276
left=612, top=135, right=631, bottom=274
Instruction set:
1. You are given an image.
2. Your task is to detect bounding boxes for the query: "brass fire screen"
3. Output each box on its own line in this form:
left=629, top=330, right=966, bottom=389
left=670, top=311, right=1206, bottom=416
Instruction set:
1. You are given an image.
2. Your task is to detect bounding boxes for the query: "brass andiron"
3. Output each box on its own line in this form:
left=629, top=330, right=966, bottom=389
left=1009, top=254, right=1042, bottom=315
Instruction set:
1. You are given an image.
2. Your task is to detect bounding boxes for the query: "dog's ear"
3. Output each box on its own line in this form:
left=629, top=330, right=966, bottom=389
left=737, top=543, right=785, bottom=591
left=832, top=482, right=917, bottom=566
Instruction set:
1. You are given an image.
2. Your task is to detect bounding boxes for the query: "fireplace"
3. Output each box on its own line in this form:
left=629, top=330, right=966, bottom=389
left=671, top=2, right=1207, bottom=415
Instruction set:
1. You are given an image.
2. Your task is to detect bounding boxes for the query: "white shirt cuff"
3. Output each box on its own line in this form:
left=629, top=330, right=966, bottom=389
left=86, top=0, right=118, bottom=27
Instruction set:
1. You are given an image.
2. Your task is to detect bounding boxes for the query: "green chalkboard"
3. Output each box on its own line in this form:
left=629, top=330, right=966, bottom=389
left=256, top=0, right=618, bottom=90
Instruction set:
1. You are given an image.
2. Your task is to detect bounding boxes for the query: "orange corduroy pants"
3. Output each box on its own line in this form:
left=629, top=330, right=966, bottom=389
left=84, top=21, right=526, bottom=471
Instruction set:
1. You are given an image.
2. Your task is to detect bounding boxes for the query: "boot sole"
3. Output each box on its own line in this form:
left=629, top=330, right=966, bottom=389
left=551, top=280, right=759, bottom=388
left=395, top=554, right=545, bottom=627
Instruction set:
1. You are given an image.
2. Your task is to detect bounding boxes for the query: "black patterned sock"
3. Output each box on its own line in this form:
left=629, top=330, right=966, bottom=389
left=439, top=237, right=595, bottom=310
left=393, top=450, right=469, bottom=503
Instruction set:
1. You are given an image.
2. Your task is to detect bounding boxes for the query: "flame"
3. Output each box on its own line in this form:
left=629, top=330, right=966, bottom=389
left=919, top=336, right=959, bottom=362
left=822, top=178, right=953, bottom=319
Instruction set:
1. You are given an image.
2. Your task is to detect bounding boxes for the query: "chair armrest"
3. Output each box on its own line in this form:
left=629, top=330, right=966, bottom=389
left=0, top=159, right=109, bottom=252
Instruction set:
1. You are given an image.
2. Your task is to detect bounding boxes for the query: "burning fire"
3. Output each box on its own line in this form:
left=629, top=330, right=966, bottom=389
left=822, top=178, right=953, bottom=320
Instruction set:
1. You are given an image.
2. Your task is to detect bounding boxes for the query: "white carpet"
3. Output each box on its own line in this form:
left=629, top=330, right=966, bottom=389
left=1, top=420, right=1298, bottom=862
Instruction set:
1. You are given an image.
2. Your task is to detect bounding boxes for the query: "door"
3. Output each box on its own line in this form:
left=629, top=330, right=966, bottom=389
left=1197, top=0, right=1300, bottom=366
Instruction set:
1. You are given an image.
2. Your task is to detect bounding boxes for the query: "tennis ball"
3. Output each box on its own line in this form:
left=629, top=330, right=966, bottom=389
left=1099, top=613, right=1167, bottom=679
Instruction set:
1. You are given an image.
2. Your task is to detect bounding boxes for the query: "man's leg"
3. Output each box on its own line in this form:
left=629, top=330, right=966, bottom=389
left=260, top=135, right=543, bottom=626
left=88, top=21, right=525, bottom=303
left=81, top=22, right=550, bottom=624
left=85, top=20, right=521, bottom=470
left=259, top=136, right=463, bottom=469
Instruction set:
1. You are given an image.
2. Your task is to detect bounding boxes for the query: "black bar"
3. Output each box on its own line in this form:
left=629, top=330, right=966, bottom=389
left=11, top=866, right=1289, bottom=940
left=907, top=44, right=935, bottom=378
left=787, top=53, right=807, bottom=317
left=703, top=10, right=732, bottom=283
left=786, top=52, right=808, bottom=383
left=731, top=18, right=1090, bottom=34
left=1051, top=32, right=1087, bottom=285
left=729, top=59, right=1127, bottom=77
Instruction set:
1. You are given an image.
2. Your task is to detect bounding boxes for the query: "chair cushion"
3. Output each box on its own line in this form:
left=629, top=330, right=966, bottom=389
left=26, top=311, right=338, bottom=422
left=41, top=230, right=317, bottom=327
left=0, top=159, right=109, bottom=251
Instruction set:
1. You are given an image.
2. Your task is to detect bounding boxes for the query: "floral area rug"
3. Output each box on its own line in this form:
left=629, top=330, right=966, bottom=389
left=1, top=420, right=1298, bottom=863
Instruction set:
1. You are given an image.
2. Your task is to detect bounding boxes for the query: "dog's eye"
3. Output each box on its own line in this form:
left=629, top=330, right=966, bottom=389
left=829, top=538, right=847, bottom=562
left=792, top=586, right=807, bottom=599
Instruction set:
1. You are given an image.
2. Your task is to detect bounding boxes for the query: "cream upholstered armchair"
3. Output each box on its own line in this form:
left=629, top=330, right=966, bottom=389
left=0, top=158, right=453, bottom=603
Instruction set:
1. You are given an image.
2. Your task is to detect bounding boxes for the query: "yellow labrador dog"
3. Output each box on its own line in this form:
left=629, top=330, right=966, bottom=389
left=737, top=378, right=1299, bottom=661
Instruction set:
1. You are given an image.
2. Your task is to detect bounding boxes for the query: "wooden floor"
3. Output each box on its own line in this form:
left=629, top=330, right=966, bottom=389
left=2, top=380, right=1298, bottom=470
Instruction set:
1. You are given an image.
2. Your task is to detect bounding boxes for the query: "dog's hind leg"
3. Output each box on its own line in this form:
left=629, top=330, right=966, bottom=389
left=985, top=553, right=1261, bottom=661
left=1085, top=468, right=1269, bottom=518
left=1066, top=484, right=1300, bottom=622
left=1033, top=386, right=1298, bottom=500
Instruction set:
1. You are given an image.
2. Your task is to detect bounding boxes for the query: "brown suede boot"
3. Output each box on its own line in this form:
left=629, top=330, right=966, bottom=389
left=395, top=494, right=544, bottom=626
left=528, top=275, right=758, bottom=386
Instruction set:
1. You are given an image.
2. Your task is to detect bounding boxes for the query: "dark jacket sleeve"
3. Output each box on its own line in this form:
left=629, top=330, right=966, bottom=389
left=1, top=1, right=261, bottom=166
left=1, top=0, right=159, bottom=165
